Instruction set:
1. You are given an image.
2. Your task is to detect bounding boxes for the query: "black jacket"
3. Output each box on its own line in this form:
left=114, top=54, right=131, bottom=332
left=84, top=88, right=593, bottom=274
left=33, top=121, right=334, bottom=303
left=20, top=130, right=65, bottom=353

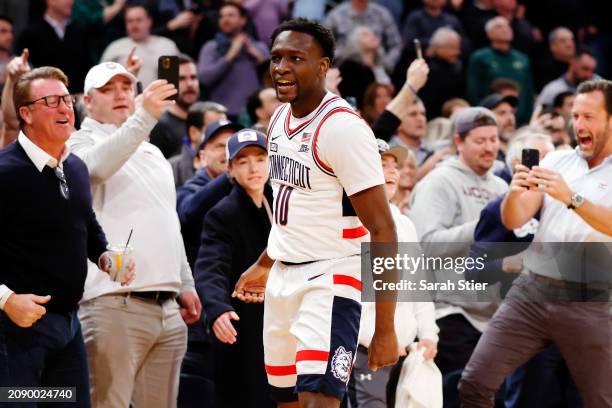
left=194, top=181, right=274, bottom=408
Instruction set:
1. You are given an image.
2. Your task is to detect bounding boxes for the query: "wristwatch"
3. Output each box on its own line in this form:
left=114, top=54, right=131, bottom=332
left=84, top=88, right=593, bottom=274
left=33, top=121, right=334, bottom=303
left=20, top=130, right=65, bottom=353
left=567, top=192, right=585, bottom=210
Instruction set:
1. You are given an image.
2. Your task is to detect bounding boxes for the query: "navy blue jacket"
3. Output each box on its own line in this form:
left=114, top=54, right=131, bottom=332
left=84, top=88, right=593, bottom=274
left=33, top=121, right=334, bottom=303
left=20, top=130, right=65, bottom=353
left=0, top=142, right=107, bottom=313
left=177, top=170, right=233, bottom=267
left=194, top=181, right=274, bottom=407
left=468, top=194, right=539, bottom=293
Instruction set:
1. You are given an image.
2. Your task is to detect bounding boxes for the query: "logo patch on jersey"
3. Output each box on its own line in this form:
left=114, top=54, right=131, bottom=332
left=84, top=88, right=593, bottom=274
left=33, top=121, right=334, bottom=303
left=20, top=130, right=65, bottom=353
left=271, top=134, right=282, bottom=141
left=269, top=142, right=278, bottom=152
left=331, top=346, right=353, bottom=384
left=301, top=132, right=313, bottom=143
left=298, top=144, right=310, bottom=153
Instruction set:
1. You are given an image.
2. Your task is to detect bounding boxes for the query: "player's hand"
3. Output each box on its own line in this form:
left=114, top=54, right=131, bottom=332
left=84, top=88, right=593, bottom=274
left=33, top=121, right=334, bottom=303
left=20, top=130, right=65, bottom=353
left=125, top=46, right=142, bottom=77
left=232, top=263, right=269, bottom=303
left=416, top=338, right=437, bottom=360
left=141, top=79, right=176, bottom=119
left=527, top=166, right=573, bottom=206
left=212, top=311, right=240, bottom=344
left=7, top=49, right=30, bottom=82
left=368, top=328, right=399, bottom=371
left=406, top=58, right=429, bottom=92
left=3, top=293, right=50, bottom=328
left=179, top=290, right=202, bottom=324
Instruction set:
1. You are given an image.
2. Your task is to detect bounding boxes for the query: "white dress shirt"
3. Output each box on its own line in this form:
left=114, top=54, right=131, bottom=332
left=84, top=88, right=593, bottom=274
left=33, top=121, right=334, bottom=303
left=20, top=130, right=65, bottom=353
left=524, top=148, right=612, bottom=281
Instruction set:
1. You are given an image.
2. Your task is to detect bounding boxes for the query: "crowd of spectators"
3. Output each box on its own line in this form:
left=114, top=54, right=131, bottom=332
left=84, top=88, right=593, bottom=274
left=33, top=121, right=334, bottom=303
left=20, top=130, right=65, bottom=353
left=0, top=0, right=611, bottom=407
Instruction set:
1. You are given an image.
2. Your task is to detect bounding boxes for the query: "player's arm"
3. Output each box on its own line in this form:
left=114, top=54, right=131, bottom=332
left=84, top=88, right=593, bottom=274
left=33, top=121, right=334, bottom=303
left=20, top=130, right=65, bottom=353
left=349, top=185, right=400, bottom=371
left=232, top=248, right=274, bottom=303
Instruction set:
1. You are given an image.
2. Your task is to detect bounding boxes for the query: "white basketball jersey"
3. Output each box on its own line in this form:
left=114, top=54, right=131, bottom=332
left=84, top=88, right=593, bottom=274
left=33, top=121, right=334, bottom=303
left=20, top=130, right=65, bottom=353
left=266, top=92, right=384, bottom=263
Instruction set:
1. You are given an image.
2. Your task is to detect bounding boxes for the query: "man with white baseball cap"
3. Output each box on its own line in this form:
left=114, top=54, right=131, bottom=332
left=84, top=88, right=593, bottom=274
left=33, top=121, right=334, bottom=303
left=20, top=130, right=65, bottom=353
left=67, top=61, right=202, bottom=408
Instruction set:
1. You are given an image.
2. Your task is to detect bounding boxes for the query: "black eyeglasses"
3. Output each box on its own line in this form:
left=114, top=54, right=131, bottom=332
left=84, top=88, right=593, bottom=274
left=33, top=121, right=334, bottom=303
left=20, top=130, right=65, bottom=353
left=26, top=94, right=75, bottom=108
left=54, top=167, right=70, bottom=200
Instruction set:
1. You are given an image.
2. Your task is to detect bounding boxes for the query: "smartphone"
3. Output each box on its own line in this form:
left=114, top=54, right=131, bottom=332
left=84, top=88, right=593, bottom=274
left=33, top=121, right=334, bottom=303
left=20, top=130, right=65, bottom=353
left=157, top=55, right=179, bottom=100
left=521, top=148, right=539, bottom=169
left=414, top=39, right=423, bottom=59
left=540, top=103, right=553, bottom=115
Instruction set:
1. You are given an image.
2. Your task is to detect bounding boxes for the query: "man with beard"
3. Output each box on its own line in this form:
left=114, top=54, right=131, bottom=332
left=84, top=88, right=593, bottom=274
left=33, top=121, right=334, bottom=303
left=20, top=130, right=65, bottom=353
left=410, top=107, right=507, bottom=402
left=480, top=93, right=517, bottom=161
left=460, top=79, right=612, bottom=408
left=150, top=54, right=201, bottom=158
left=536, top=48, right=598, bottom=108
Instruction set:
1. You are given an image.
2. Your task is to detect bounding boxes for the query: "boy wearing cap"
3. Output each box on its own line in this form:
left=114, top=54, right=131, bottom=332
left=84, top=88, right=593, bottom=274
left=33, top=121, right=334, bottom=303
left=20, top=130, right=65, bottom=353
left=176, top=119, right=244, bottom=266
left=410, top=107, right=507, bottom=380
left=194, top=129, right=274, bottom=408
left=352, top=140, right=439, bottom=407
left=67, top=61, right=201, bottom=408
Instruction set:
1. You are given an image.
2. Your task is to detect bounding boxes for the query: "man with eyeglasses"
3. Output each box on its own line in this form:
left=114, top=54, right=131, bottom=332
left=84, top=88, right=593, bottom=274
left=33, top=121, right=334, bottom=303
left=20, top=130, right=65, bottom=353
left=0, top=66, right=134, bottom=406
left=66, top=61, right=202, bottom=408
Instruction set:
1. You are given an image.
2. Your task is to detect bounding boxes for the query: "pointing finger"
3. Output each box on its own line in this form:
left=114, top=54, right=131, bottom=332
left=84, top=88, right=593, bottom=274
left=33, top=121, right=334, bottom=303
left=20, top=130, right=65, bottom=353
left=127, top=46, right=136, bottom=62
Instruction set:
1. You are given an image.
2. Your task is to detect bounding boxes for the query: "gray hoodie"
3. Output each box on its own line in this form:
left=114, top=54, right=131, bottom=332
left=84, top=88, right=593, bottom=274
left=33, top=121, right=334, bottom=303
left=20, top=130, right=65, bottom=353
left=410, top=157, right=507, bottom=331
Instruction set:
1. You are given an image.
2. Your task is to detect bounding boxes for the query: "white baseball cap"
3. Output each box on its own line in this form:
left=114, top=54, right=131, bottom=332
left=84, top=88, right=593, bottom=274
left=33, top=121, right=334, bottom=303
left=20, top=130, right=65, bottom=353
left=83, top=62, right=137, bottom=94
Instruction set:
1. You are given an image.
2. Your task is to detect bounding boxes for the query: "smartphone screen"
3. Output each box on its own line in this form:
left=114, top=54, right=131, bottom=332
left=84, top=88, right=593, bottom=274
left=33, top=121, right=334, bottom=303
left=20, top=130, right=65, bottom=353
left=521, top=148, right=539, bottom=169
left=157, top=56, right=179, bottom=100
left=414, top=39, right=423, bottom=59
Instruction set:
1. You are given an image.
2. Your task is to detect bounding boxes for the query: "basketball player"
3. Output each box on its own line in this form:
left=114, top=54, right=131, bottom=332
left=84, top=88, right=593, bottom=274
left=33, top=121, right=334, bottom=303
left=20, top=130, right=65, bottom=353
left=233, top=19, right=429, bottom=408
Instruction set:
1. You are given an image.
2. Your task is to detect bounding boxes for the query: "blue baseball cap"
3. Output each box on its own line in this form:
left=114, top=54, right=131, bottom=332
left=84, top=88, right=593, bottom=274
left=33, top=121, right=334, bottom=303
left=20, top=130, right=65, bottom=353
left=198, top=120, right=244, bottom=151
left=226, top=129, right=267, bottom=161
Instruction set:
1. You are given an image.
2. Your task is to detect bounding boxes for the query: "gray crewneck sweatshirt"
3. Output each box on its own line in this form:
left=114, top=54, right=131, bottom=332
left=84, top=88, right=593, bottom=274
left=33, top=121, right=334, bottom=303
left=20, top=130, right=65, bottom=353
left=410, top=157, right=507, bottom=331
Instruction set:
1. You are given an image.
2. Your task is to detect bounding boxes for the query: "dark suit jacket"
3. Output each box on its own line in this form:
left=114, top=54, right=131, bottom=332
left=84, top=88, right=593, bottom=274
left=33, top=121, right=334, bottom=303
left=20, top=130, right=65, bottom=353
left=16, top=19, right=96, bottom=93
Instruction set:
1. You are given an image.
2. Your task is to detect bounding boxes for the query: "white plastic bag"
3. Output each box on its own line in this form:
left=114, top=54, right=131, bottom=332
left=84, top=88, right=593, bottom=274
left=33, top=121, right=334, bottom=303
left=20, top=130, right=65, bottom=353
left=395, top=343, right=443, bottom=408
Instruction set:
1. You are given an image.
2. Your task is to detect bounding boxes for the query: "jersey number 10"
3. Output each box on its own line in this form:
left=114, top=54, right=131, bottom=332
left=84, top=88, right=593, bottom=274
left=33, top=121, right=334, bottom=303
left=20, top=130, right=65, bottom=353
left=275, top=185, right=294, bottom=226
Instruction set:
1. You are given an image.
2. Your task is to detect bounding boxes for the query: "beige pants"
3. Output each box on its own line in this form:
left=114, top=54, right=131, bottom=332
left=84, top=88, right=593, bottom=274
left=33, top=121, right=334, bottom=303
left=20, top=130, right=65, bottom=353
left=79, top=294, right=187, bottom=408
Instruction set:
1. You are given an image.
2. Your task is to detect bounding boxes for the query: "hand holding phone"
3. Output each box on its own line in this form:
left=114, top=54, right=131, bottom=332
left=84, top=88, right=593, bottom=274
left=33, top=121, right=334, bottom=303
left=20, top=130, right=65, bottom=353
left=157, top=56, right=179, bottom=100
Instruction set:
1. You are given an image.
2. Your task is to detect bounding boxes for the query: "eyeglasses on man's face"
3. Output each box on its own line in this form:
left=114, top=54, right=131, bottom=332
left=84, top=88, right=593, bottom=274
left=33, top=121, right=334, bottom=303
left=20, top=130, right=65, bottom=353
left=53, top=167, right=70, bottom=200
left=26, top=94, right=75, bottom=109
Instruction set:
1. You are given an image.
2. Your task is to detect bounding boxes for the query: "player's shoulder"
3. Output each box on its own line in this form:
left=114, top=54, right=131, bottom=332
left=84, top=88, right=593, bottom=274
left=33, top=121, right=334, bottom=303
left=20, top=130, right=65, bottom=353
left=317, top=96, right=369, bottom=132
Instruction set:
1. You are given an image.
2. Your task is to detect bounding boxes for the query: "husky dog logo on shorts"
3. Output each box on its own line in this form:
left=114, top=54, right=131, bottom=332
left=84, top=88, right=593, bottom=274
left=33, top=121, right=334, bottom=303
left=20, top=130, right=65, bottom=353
left=331, top=346, right=353, bottom=383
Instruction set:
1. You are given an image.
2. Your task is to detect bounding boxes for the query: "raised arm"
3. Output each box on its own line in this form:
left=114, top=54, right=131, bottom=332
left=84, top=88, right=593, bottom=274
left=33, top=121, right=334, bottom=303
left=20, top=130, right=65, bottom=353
left=68, top=80, right=176, bottom=184
left=1, top=49, right=30, bottom=147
